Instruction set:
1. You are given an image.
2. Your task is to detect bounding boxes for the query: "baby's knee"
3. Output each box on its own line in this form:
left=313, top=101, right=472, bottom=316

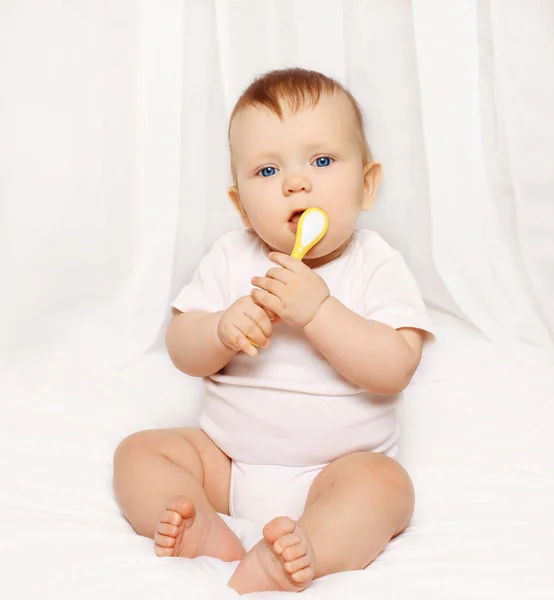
left=113, top=429, right=158, bottom=466
left=364, top=454, right=413, bottom=500
left=364, top=455, right=415, bottom=532
left=335, top=452, right=414, bottom=502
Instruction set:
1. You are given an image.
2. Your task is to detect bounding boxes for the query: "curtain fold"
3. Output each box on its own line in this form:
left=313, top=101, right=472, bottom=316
left=1, top=0, right=552, bottom=369
left=412, top=0, right=554, bottom=367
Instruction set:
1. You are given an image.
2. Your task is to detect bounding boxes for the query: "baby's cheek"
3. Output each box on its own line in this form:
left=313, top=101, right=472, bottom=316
left=328, top=209, right=358, bottom=238
left=249, top=209, right=279, bottom=235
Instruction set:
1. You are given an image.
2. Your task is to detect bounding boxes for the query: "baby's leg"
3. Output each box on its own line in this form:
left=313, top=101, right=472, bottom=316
left=113, top=427, right=245, bottom=562
left=299, top=451, right=414, bottom=577
left=229, top=451, right=413, bottom=594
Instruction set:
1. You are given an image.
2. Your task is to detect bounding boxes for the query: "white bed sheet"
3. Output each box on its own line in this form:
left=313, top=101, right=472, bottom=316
left=1, top=311, right=553, bottom=599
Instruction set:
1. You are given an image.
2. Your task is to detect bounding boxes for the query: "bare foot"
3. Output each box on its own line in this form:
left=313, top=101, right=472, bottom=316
left=154, top=495, right=246, bottom=562
left=228, top=516, right=315, bottom=594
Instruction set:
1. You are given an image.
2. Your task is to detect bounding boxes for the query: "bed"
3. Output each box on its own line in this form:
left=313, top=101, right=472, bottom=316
left=1, top=309, right=552, bottom=599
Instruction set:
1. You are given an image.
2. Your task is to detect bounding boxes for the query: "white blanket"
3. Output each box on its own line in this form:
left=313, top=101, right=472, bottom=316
left=2, top=311, right=552, bottom=599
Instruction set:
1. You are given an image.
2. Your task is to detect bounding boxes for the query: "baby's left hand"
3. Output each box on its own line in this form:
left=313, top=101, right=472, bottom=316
left=251, top=252, right=330, bottom=329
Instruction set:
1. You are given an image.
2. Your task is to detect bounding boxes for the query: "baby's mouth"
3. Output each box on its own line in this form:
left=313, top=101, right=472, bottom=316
left=287, top=210, right=304, bottom=233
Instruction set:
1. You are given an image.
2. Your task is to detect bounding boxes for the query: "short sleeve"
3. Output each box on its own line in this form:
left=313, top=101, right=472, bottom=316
left=171, top=237, right=229, bottom=314
left=362, top=249, right=435, bottom=338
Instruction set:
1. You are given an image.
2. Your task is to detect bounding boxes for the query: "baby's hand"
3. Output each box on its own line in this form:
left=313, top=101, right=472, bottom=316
left=250, top=252, right=330, bottom=329
left=217, top=295, right=278, bottom=357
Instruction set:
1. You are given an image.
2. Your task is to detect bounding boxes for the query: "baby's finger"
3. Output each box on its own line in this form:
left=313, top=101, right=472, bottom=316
left=268, top=251, right=302, bottom=272
left=251, top=296, right=278, bottom=322
left=251, top=276, right=285, bottom=298
left=246, top=304, right=273, bottom=340
left=265, top=267, right=292, bottom=284
left=251, top=288, right=281, bottom=317
left=261, top=303, right=277, bottom=319
left=238, top=316, right=270, bottom=349
left=233, top=329, right=258, bottom=356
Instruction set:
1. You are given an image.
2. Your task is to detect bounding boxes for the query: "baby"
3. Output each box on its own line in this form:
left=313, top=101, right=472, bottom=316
left=113, top=68, right=434, bottom=594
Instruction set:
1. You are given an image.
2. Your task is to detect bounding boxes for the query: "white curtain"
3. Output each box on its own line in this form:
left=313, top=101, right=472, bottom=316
left=1, top=0, right=553, bottom=372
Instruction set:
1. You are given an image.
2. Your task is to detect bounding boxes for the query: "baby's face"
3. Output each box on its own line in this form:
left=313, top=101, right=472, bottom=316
left=229, top=92, right=380, bottom=264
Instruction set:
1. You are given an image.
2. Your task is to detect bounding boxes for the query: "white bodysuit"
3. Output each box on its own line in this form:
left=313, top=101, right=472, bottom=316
left=172, top=229, right=434, bottom=523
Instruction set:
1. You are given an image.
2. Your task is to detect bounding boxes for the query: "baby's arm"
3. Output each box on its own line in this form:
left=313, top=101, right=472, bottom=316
left=166, top=309, right=235, bottom=377
left=303, top=297, right=424, bottom=395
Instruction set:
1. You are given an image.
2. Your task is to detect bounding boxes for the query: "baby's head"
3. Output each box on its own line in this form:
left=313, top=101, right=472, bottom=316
left=228, top=68, right=382, bottom=265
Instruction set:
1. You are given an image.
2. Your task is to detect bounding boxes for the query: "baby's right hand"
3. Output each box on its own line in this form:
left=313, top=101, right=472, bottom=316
left=217, top=295, right=277, bottom=357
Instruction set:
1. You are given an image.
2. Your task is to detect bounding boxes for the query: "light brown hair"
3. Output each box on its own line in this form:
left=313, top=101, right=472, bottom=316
left=229, top=68, right=373, bottom=182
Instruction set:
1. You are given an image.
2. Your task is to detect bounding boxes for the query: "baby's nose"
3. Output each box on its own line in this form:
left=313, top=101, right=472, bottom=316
left=283, top=174, right=312, bottom=196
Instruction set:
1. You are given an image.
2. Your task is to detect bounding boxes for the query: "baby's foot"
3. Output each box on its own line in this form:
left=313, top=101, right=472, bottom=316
left=154, top=495, right=245, bottom=562
left=228, top=516, right=315, bottom=594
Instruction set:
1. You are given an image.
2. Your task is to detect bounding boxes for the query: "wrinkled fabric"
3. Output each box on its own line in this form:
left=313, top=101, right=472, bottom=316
left=1, top=1, right=553, bottom=598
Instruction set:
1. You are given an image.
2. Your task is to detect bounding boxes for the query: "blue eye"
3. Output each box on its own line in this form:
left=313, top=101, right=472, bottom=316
left=258, top=166, right=277, bottom=177
left=313, top=156, right=333, bottom=167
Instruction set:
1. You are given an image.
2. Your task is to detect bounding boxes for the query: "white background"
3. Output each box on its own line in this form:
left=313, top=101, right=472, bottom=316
left=0, top=1, right=553, bottom=598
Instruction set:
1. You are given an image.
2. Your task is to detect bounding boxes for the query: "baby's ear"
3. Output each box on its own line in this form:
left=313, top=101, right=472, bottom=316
left=228, top=185, right=252, bottom=229
left=361, top=162, right=383, bottom=211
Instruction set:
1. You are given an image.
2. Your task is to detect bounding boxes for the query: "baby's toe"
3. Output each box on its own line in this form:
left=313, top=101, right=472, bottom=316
left=155, top=544, right=175, bottom=557
left=159, top=509, right=182, bottom=527
left=155, top=531, right=176, bottom=547
left=157, top=522, right=180, bottom=537
left=274, top=532, right=301, bottom=555
left=282, top=542, right=307, bottom=562
left=263, top=516, right=296, bottom=544
left=167, top=496, right=195, bottom=519
left=284, top=554, right=312, bottom=574
left=291, top=566, right=315, bottom=584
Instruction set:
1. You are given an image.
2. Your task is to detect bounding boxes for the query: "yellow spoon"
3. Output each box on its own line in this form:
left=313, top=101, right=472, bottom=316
left=249, top=208, right=328, bottom=349
left=290, top=207, right=329, bottom=260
